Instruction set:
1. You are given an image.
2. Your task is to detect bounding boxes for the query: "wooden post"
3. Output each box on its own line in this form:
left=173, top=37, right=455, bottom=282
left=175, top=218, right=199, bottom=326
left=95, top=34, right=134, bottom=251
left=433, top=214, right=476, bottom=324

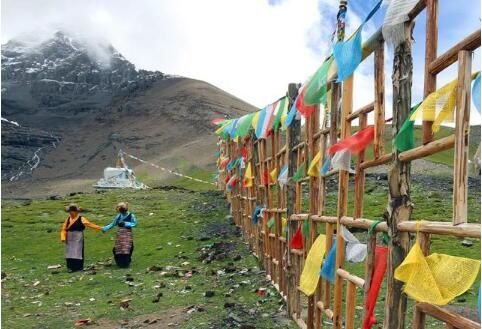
left=453, top=50, right=472, bottom=225
left=383, top=22, right=413, bottom=329
left=333, top=75, right=353, bottom=329
left=422, top=0, right=438, bottom=144
left=286, top=82, right=300, bottom=316
left=374, top=41, right=385, bottom=158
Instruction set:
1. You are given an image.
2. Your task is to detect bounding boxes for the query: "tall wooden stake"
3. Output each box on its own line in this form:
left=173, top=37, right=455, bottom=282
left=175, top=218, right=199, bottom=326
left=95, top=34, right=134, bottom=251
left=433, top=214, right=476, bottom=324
left=383, top=22, right=413, bottom=329
left=286, top=82, right=300, bottom=316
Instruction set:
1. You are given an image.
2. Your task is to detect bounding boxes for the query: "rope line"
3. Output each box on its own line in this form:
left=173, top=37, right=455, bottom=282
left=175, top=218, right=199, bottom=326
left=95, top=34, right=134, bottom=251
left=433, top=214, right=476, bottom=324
left=122, top=151, right=216, bottom=186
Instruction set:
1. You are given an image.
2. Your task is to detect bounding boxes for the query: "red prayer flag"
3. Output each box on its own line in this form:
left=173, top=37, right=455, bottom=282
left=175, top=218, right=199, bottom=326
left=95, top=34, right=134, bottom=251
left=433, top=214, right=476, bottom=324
left=328, top=126, right=375, bottom=156
left=240, top=147, right=248, bottom=160
left=211, top=118, right=225, bottom=125
left=262, top=169, right=270, bottom=186
left=362, top=246, right=388, bottom=329
left=224, top=174, right=231, bottom=184
left=290, top=226, right=304, bottom=249
left=296, top=88, right=317, bottom=119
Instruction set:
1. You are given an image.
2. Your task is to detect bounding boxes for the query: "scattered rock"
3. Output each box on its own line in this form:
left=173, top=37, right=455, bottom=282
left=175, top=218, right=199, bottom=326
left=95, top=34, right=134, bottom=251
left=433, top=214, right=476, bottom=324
left=461, top=239, right=474, bottom=247
left=1, top=272, right=6, bottom=280
left=233, top=255, right=242, bottom=261
left=152, top=292, right=163, bottom=303
left=119, top=299, right=131, bottom=309
left=147, top=265, right=163, bottom=272
left=204, top=291, right=215, bottom=298
left=224, top=302, right=235, bottom=308
left=47, top=195, right=63, bottom=200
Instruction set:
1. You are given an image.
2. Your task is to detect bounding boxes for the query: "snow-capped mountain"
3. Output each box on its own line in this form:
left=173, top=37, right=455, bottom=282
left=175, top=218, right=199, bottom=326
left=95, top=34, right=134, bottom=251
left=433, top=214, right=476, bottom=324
left=1, top=31, right=254, bottom=194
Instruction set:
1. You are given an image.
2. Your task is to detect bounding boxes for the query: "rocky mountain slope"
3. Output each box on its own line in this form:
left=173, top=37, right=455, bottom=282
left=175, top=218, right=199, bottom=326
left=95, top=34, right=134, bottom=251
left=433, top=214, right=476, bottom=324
left=1, top=31, right=255, bottom=197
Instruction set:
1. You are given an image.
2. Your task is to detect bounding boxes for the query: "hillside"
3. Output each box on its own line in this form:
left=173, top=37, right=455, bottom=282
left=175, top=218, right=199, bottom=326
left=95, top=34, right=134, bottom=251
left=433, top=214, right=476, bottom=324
left=1, top=31, right=255, bottom=197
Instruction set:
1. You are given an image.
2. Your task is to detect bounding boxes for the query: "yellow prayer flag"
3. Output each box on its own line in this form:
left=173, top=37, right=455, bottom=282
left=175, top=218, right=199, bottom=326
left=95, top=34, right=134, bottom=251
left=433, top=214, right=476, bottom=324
left=307, top=151, right=321, bottom=177
left=270, top=167, right=277, bottom=184
left=243, top=163, right=253, bottom=187
left=299, top=234, right=327, bottom=296
left=395, top=239, right=480, bottom=305
left=251, top=111, right=260, bottom=130
left=410, top=72, right=479, bottom=133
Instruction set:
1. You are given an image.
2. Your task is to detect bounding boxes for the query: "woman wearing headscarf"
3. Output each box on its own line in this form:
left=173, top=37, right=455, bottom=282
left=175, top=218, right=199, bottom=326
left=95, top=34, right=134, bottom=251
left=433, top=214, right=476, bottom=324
left=60, top=204, right=102, bottom=272
left=102, top=202, right=137, bottom=268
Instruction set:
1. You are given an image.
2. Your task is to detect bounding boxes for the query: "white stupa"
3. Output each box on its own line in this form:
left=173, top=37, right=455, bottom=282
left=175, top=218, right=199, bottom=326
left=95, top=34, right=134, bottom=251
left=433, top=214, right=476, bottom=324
left=94, top=150, right=148, bottom=189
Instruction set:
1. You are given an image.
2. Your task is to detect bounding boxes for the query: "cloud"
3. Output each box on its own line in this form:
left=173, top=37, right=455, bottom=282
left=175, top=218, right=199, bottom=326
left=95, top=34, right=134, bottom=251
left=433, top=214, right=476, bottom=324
left=2, top=0, right=480, bottom=125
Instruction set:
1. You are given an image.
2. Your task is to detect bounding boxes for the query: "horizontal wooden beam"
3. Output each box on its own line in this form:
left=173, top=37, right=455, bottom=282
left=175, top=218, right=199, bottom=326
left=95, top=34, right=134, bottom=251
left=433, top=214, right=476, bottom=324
left=312, top=215, right=338, bottom=223
left=316, top=301, right=334, bottom=320
left=359, top=153, right=392, bottom=170
left=314, top=127, right=331, bottom=139
left=398, top=221, right=480, bottom=238
left=293, top=141, right=306, bottom=151
left=290, top=214, right=309, bottom=220
left=429, top=29, right=481, bottom=75
left=341, top=216, right=388, bottom=232
left=264, top=208, right=287, bottom=213
left=399, top=135, right=454, bottom=162
left=276, top=145, right=287, bottom=157
left=336, top=269, right=365, bottom=289
left=347, top=102, right=375, bottom=122
left=290, top=249, right=304, bottom=256
left=415, top=303, right=481, bottom=329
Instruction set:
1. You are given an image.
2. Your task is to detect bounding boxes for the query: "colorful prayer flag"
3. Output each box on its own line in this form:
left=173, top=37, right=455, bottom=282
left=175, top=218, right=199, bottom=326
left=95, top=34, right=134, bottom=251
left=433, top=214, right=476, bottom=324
left=290, top=226, right=304, bottom=249
left=278, top=165, right=288, bottom=187
left=307, top=151, right=321, bottom=177
left=331, top=149, right=353, bottom=173
left=270, top=167, right=278, bottom=184
left=394, top=103, right=420, bottom=152
left=473, top=72, right=481, bottom=113
left=320, top=239, right=338, bottom=283
left=293, top=165, right=305, bottom=182
left=328, top=126, right=375, bottom=155
left=394, top=240, right=480, bottom=305
left=236, top=113, right=255, bottom=138
left=273, top=97, right=288, bottom=132
left=243, top=163, right=254, bottom=188
left=304, top=57, right=334, bottom=106
left=299, top=234, right=327, bottom=296
left=362, top=246, right=388, bottom=329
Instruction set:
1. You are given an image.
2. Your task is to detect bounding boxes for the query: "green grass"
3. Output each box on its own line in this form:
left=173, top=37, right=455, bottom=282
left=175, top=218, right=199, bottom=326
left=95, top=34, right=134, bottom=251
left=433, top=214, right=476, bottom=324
left=1, top=188, right=296, bottom=329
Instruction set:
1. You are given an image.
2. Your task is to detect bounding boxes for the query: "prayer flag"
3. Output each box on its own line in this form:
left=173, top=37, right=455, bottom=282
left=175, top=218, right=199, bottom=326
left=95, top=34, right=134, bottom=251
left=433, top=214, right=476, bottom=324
left=307, top=151, right=322, bottom=177
left=290, top=226, right=304, bottom=250
left=395, top=240, right=480, bottom=305
left=267, top=217, right=275, bottom=229
left=331, top=149, right=353, bottom=173
left=382, top=0, right=420, bottom=47
left=362, top=246, right=388, bottom=329
left=293, top=165, right=305, bottom=182
left=278, top=165, right=288, bottom=187
left=273, top=97, right=288, bottom=132
left=270, top=167, right=278, bottom=184
left=299, top=234, right=327, bottom=296
left=320, top=240, right=338, bottom=283
left=473, top=72, right=481, bottom=113
left=328, top=126, right=375, bottom=155
left=394, top=104, right=420, bottom=152
left=236, top=113, right=255, bottom=138
left=304, top=57, right=334, bottom=106
left=243, top=163, right=254, bottom=188
left=342, top=226, right=367, bottom=263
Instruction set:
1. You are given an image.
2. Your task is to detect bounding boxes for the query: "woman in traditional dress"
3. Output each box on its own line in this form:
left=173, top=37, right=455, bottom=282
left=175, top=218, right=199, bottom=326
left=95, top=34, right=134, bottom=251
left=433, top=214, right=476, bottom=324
left=60, top=204, right=102, bottom=272
left=102, top=202, right=137, bottom=268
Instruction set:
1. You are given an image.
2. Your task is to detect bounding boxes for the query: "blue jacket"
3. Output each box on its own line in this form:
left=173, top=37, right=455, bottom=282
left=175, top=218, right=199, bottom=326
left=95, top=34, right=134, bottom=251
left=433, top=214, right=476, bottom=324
left=102, top=212, right=137, bottom=232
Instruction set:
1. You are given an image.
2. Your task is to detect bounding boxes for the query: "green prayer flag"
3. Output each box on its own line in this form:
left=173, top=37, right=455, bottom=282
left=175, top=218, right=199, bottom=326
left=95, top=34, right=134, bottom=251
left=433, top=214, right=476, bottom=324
left=293, top=166, right=305, bottom=182
left=273, top=97, right=287, bottom=132
left=304, top=57, right=334, bottom=106
left=394, top=103, right=421, bottom=152
left=303, top=219, right=310, bottom=239
left=236, top=113, right=255, bottom=138
left=267, top=217, right=275, bottom=229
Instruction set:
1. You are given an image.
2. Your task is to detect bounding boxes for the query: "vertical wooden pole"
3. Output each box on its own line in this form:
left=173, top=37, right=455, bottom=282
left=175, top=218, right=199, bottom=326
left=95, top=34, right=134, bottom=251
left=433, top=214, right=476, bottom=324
left=383, top=22, right=413, bottom=329
left=307, top=105, right=320, bottom=329
left=453, top=50, right=472, bottom=225
left=286, top=83, right=300, bottom=316
left=345, top=282, right=356, bottom=329
left=422, top=0, right=438, bottom=144
left=374, top=41, right=385, bottom=158
left=333, top=75, right=353, bottom=329
left=353, top=112, right=367, bottom=219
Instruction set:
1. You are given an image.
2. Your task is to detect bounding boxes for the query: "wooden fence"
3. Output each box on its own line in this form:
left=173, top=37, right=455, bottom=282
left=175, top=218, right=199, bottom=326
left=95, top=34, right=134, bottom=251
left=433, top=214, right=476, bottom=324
left=217, top=1, right=481, bottom=328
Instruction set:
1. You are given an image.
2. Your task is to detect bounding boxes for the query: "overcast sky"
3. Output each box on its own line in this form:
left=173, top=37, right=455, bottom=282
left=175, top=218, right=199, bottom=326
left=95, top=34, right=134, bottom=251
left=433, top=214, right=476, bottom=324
left=1, top=0, right=481, bottom=123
